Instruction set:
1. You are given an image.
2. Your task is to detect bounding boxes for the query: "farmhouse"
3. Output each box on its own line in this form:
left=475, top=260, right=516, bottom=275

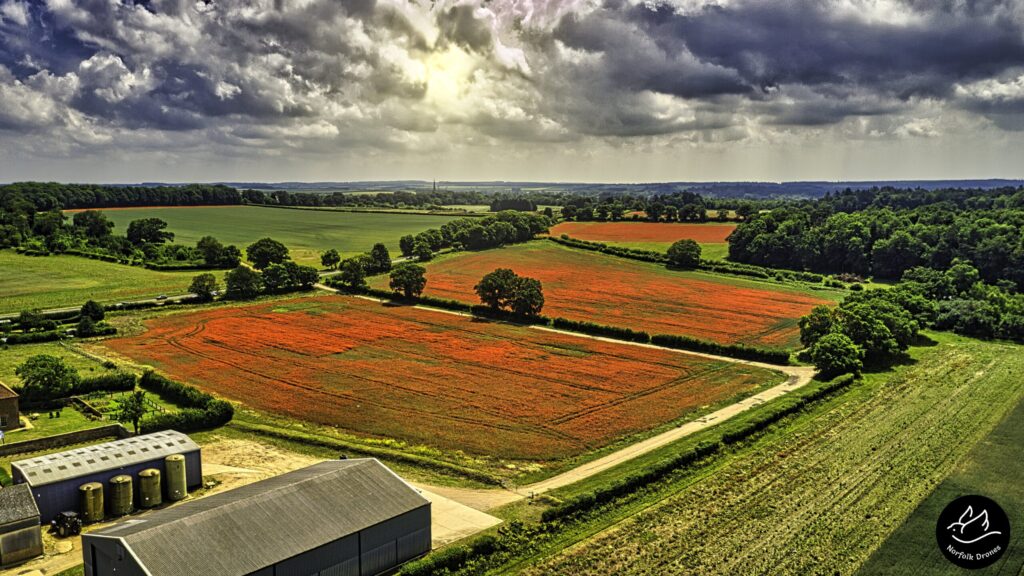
left=82, top=459, right=431, bottom=576
left=11, top=430, right=202, bottom=523
left=0, top=381, right=18, bottom=431
left=0, top=483, right=43, bottom=567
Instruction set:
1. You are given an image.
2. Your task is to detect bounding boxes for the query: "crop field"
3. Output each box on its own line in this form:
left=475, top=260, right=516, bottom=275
left=857, top=379, right=1024, bottom=575
left=550, top=221, right=735, bottom=260
left=69, top=205, right=463, bottom=265
left=101, top=295, right=781, bottom=460
left=0, top=251, right=214, bottom=314
left=521, top=333, right=1024, bottom=575
left=372, top=242, right=836, bottom=349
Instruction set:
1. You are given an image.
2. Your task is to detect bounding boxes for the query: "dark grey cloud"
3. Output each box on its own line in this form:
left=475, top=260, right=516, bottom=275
left=0, top=0, right=1023, bottom=166
left=533, top=0, right=1024, bottom=133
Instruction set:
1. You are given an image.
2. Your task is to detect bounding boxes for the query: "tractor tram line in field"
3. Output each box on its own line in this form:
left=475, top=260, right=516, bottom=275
left=161, top=317, right=550, bottom=440
left=313, top=286, right=815, bottom=489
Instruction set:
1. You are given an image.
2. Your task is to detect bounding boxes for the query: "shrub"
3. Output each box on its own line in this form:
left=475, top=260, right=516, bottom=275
left=667, top=239, right=701, bottom=268
left=650, top=334, right=790, bottom=364
left=552, top=318, right=650, bottom=343
left=74, top=372, right=136, bottom=394
left=809, top=332, right=864, bottom=377
left=138, top=371, right=234, bottom=432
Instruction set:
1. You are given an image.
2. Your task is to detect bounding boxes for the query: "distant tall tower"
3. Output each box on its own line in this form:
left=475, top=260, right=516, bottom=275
left=433, top=179, right=437, bottom=192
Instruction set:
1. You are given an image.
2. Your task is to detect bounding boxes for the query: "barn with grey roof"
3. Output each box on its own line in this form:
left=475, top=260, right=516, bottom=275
left=0, top=483, right=43, bottom=567
left=11, top=430, right=202, bottom=523
left=82, top=459, right=431, bottom=576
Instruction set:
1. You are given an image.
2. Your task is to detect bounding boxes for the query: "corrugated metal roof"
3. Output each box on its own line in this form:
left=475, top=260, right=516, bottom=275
left=0, top=483, right=40, bottom=525
left=11, top=430, right=199, bottom=487
left=91, top=459, right=430, bottom=576
left=0, top=381, right=17, bottom=400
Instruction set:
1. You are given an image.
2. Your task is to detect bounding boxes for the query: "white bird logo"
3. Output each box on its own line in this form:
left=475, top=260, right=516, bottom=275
left=947, top=506, right=1003, bottom=544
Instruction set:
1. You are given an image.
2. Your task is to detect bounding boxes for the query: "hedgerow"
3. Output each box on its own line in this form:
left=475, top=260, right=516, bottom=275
left=650, top=334, right=790, bottom=365
left=1, top=324, right=116, bottom=345
left=138, top=371, right=234, bottom=432
left=551, top=317, right=651, bottom=343
left=74, top=372, right=137, bottom=395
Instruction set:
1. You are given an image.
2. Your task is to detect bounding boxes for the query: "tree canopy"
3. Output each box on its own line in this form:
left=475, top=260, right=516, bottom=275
left=246, top=237, right=290, bottom=269
left=389, top=263, right=427, bottom=298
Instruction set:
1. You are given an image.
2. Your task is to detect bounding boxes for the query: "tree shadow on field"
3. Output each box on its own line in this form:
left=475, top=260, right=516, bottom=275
left=862, top=352, right=918, bottom=374
left=911, top=333, right=939, bottom=347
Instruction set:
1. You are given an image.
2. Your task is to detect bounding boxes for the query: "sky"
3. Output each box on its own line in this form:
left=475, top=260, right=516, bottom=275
left=1, top=0, right=1024, bottom=183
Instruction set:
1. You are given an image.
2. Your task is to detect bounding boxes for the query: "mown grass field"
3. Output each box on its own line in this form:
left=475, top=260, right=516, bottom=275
left=0, top=251, right=211, bottom=314
left=372, top=242, right=838, bottom=350
left=73, top=205, right=463, bottom=265
left=857, top=375, right=1024, bottom=575
left=0, top=341, right=102, bottom=384
left=510, top=333, right=1024, bottom=575
left=100, top=294, right=782, bottom=460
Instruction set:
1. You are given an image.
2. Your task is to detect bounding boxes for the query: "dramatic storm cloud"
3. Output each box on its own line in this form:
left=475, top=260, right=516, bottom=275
left=1, top=0, right=1023, bottom=181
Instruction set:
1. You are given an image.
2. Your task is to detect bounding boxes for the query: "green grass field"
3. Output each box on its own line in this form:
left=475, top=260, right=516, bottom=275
left=857, top=376, right=1024, bottom=575
left=486, top=333, right=1024, bottom=575
left=598, top=239, right=729, bottom=260
left=77, top=205, right=464, bottom=265
left=0, top=341, right=119, bottom=444
left=0, top=341, right=102, bottom=384
left=0, top=251, right=213, bottom=314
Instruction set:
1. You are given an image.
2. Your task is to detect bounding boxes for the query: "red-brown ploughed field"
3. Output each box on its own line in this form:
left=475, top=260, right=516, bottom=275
left=376, top=242, right=835, bottom=350
left=103, top=295, right=781, bottom=459
left=550, top=221, right=736, bottom=244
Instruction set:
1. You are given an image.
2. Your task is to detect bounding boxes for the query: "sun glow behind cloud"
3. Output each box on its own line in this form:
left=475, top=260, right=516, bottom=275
left=423, top=46, right=477, bottom=112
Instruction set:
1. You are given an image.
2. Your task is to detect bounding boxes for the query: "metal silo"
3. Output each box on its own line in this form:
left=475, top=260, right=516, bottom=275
left=165, top=454, right=188, bottom=501
left=79, top=482, right=105, bottom=523
left=109, top=475, right=134, bottom=516
left=139, top=468, right=163, bottom=508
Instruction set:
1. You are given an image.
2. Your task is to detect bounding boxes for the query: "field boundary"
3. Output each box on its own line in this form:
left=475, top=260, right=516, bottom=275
left=249, top=203, right=489, bottom=217
left=0, top=424, right=129, bottom=457
left=322, top=282, right=794, bottom=364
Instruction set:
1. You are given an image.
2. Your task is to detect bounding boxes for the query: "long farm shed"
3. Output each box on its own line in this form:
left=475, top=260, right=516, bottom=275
left=83, top=459, right=431, bottom=576
left=11, top=430, right=202, bottom=523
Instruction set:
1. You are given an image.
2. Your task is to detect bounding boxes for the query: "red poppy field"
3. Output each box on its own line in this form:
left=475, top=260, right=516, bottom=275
left=371, top=242, right=836, bottom=350
left=550, top=221, right=736, bottom=244
left=103, top=295, right=781, bottom=459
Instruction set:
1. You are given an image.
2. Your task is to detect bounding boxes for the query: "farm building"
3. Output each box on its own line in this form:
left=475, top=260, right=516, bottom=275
left=11, top=430, right=202, bottom=523
left=0, top=483, right=43, bottom=567
left=83, top=459, right=431, bottom=576
left=0, top=381, right=18, bottom=431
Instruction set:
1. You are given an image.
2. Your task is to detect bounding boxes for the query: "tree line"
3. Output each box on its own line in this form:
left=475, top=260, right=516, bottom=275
left=398, top=211, right=552, bottom=260
left=728, top=186, right=1024, bottom=287
left=801, top=258, right=1024, bottom=376
left=2, top=207, right=242, bottom=270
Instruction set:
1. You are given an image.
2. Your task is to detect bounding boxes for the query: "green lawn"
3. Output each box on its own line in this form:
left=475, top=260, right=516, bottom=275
left=0, top=251, right=213, bottom=313
left=0, top=341, right=102, bottom=384
left=1, top=341, right=116, bottom=444
left=2, top=406, right=106, bottom=443
left=80, top=205, right=464, bottom=265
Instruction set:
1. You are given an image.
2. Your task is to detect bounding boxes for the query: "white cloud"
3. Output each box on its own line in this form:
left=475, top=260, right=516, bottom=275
left=0, top=0, right=28, bottom=25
